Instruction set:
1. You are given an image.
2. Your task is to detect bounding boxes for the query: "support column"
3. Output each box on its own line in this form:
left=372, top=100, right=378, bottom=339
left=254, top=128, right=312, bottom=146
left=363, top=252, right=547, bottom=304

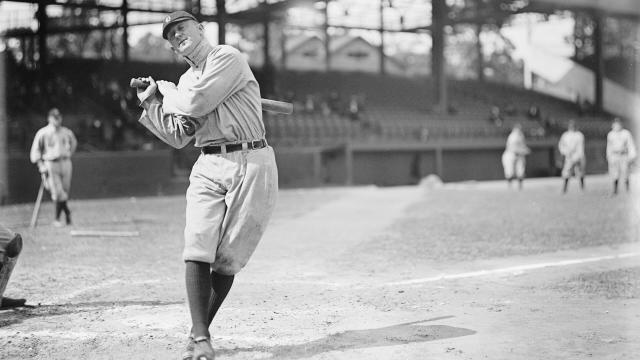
left=379, top=0, right=385, bottom=75
left=262, top=5, right=274, bottom=97
left=0, top=47, right=7, bottom=204
left=476, top=23, right=484, bottom=82
left=593, top=12, right=604, bottom=113
left=122, top=0, right=129, bottom=63
left=216, top=0, right=226, bottom=45
left=324, top=0, right=330, bottom=71
left=36, top=0, right=47, bottom=69
left=431, top=0, right=447, bottom=113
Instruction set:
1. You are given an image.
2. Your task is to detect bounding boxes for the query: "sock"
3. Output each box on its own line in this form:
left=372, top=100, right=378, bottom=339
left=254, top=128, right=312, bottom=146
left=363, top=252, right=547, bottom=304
left=563, top=178, right=569, bottom=193
left=185, top=261, right=212, bottom=338
left=613, top=180, right=619, bottom=194
left=518, top=178, right=523, bottom=190
left=61, top=201, right=71, bottom=223
left=207, top=272, right=234, bottom=326
left=55, top=201, right=62, bottom=220
left=580, top=177, right=585, bottom=190
left=626, top=179, right=630, bottom=191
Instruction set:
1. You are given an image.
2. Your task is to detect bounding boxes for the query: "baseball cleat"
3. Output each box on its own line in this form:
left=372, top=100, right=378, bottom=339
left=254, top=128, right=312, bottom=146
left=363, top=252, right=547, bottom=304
left=191, top=336, right=215, bottom=360
left=181, top=336, right=195, bottom=360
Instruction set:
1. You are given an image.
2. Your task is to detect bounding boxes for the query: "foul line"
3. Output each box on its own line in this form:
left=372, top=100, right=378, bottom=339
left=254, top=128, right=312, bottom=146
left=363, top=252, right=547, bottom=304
left=382, top=252, right=640, bottom=287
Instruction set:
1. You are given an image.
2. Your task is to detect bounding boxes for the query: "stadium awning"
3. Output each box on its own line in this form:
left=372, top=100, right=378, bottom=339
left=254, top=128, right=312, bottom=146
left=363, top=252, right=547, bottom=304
left=527, top=0, right=640, bottom=18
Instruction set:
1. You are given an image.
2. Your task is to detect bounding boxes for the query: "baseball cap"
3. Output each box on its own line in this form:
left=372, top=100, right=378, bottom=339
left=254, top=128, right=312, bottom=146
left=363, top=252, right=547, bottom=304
left=162, top=10, right=198, bottom=39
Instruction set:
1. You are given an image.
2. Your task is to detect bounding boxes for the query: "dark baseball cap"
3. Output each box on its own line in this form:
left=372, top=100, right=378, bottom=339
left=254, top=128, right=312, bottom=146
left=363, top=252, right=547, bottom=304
left=162, top=10, right=198, bottom=39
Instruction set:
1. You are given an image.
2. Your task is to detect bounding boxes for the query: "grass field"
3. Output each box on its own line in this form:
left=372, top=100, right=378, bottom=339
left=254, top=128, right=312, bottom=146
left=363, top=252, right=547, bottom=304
left=0, top=174, right=638, bottom=359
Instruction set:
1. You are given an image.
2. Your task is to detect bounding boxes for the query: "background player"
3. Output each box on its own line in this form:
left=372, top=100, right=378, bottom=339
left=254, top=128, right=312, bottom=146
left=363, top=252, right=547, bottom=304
left=501, top=123, right=530, bottom=190
left=606, top=118, right=637, bottom=195
left=135, top=11, right=278, bottom=360
left=29, top=108, right=77, bottom=227
left=558, top=119, right=586, bottom=193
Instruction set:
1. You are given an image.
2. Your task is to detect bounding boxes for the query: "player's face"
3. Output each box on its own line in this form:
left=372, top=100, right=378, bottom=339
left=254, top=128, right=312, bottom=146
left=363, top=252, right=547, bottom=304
left=48, top=110, right=62, bottom=127
left=166, top=20, right=204, bottom=54
left=612, top=122, right=622, bottom=131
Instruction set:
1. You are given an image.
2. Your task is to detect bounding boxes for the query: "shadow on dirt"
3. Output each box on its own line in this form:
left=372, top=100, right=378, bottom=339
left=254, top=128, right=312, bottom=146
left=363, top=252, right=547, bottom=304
left=0, top=300, right=183, bottom=328
left=219, top=316, right=475, bottom=359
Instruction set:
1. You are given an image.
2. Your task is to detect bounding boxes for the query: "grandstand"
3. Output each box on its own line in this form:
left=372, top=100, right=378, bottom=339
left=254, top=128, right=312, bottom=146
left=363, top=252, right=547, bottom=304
left=0, top=0, right=636, bottom=203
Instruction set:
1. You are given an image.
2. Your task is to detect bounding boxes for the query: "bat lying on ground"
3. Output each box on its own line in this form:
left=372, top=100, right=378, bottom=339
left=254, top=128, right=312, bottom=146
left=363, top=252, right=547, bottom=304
left=130, top=78, right=293, bottom=115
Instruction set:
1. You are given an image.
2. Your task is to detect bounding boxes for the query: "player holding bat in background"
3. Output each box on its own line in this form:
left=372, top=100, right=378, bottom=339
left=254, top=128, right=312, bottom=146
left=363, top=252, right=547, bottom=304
left=134, top=11, right=278, bottom=360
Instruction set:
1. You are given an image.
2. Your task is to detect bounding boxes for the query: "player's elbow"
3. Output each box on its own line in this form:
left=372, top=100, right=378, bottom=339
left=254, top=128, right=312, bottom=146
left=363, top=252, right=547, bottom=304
left=182, top=93, right=217, bottom=118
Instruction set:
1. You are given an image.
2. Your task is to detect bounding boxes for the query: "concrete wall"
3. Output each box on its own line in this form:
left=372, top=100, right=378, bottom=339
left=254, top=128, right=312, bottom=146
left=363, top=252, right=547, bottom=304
left=331, top=139, right=608, bottom=186
left=4, top=140, right=609, bottom=204
left=6, top=150, right=173, bottom=204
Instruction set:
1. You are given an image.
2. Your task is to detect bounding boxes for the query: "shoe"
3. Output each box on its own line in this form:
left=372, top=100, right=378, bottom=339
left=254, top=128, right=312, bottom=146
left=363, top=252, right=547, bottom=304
left=52, top=220, right=64, bottom=228
left=0, top=297, right=27, bottom=309
left=191, top=336, right=215, bottom=360
left=181, top=336, right=195, bottom=360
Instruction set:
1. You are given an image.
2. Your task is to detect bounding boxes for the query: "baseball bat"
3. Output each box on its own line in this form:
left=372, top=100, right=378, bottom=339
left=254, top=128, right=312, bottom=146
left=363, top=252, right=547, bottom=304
left=29, top=178, right=45, bottom=229
left=130, top=78, right=293, bottom=115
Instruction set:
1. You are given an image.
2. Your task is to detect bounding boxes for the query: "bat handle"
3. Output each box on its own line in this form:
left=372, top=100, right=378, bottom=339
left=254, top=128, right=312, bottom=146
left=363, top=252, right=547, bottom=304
left=130, top=78, right=150, bottom=89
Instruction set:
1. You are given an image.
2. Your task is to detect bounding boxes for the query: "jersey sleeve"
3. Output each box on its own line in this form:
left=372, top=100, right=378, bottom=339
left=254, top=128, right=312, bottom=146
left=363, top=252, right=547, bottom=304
left=68, top=129, right=78, bottom=155
left=138, top=96, right=202, bottom=149
left=558, top=133, right=567, bottom=155
left=29, top=130, right=44, bottom=164
left=161, top=47, right=248, bottom=118
left=627, top=131, right=637, bottom=160
left=606, top=132, right=613, bottom=159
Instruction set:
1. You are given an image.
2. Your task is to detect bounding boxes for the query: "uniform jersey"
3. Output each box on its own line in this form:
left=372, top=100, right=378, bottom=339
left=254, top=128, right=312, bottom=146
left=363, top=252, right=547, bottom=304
left=139, top=45, right=264, bottom=148
left=504, top=130, right=529, bottom=156
left=558, top=130, right=585, bottom=162
left=502, top=129, right=528, bottom=179
left=138, top=42, right=278, bottom=275
left=29, top=125, right=77, bottom=163
left=607, top=129, right=637, bottom=160
left=607, top=128, right=636, bottom=181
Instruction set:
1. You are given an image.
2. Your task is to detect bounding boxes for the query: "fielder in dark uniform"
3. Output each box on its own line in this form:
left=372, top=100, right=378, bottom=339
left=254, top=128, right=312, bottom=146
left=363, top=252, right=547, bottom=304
left=135, top=11, right=278, bottom=360
left=0, top=224, right=27, bottom=309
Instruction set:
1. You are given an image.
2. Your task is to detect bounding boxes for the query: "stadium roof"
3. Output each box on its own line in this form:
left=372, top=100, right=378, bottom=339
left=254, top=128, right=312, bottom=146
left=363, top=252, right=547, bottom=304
left=526, top=0, right=640, bottom=18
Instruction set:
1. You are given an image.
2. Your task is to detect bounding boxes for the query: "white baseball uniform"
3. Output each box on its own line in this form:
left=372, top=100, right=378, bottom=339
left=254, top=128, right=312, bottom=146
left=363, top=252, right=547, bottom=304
left=138, top=44, right=278, bottom=275
left=29, top=124, right=77, bottom=201
left=558, top=130, right=586, bottom=178
left=502, top=129, right=529, bottom=179
left=607, top=128, right=636, bottom=181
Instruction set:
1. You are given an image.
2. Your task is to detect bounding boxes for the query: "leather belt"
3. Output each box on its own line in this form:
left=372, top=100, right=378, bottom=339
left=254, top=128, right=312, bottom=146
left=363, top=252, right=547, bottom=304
left=47, top=157, right=70, bottom=162
left=201, top=139, right=267, bottom=155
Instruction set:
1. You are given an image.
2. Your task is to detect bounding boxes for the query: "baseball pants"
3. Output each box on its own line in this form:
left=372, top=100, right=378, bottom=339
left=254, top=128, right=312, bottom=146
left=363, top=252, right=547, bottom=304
left=562, top=157, right=586, bottom=178
left=184, top=145, right=278, bottom=275
left=502, top=152, right=526, bottom=179
left=608, top=154, right=631, bottom=180
left=44, top=159, right=72, bottom=201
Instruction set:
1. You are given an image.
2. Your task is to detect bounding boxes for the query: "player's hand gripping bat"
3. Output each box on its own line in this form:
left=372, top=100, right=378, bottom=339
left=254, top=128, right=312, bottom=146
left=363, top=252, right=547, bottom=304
left=130, top=78, right=293, bottom=115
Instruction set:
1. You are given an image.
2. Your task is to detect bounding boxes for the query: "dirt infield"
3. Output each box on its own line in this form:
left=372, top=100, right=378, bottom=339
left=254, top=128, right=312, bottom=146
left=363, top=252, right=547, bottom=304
left=1, top=175, right=638, bottom=359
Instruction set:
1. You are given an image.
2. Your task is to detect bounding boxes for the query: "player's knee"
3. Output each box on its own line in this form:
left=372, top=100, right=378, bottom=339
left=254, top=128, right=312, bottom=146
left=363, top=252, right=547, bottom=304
left=212, top=256, right=244, bottom=275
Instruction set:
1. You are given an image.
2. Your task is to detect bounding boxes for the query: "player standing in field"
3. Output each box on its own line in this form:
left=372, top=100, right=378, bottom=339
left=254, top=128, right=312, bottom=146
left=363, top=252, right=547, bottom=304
left=29, top=108, right=77, bottom=227
left=135, top=11, right=278, bottom=360
left=558, top=119, right=586, bottom=193
left=501, top=123, right=530, bottom=190
left=606, top=118, right=636, bottom=195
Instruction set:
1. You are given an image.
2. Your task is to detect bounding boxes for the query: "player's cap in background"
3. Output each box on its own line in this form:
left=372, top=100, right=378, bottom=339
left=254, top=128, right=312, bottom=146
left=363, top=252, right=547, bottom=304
left=162, top=11, right=198, bottom=39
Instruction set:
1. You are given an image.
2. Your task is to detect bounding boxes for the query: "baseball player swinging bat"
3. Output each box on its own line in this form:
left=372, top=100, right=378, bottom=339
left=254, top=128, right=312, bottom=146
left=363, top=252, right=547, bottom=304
left=130, top=78, right=293, bottom=115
